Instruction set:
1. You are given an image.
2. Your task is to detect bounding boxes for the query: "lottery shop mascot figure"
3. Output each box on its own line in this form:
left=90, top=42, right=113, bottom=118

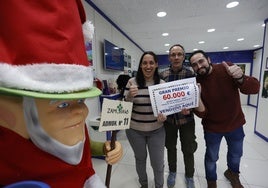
left=0, top=1, right=122, bottom=187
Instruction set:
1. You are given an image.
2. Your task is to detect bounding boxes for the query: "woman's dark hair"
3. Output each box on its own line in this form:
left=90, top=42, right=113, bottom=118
left=135, top=51, right=160, bottom=87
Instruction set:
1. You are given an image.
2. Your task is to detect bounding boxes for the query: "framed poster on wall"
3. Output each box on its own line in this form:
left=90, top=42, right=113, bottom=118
left=85, top=41, right=93, bottom=66
left=262, top=70, right=268, bottom=98
left=237, top=64, right=246, bottom=74
left=266, top=57, right=268, bottom=69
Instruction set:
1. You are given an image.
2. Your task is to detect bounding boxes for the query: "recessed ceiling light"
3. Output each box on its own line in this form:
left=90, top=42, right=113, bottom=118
left=164, top=43, right=170, bottom=46
left=223, top=47, right=229, bottom=50
left=162, top=33, right=169, bottom=36
left=226, top=1, right=239, bottom=8
left=237, top=38, right=244, bottom=41
left=253, top=45, right=260, bottom=48
left=193, top=49, right=198, bottom=51
left=198, top=41, right=205, bottom=44
left=157, top=11, right=167, bottom=17
left=207, top=28, right=216, bottom=32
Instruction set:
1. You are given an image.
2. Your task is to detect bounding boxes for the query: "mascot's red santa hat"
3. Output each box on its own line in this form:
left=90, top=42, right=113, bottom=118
left=0, top=1, right=105, bottom=187
left=0, top=0, right=100, bottom=99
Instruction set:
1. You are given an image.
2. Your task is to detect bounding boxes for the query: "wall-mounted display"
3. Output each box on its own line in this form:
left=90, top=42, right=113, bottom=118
left=103, top=39, right=124, bottom=71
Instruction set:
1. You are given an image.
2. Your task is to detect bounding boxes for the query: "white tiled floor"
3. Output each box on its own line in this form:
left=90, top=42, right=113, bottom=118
left=91, top=106, right=268, bottom=188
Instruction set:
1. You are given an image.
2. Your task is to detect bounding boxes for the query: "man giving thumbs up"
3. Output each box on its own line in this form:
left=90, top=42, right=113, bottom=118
left=189, top=50, right=260, bottom=188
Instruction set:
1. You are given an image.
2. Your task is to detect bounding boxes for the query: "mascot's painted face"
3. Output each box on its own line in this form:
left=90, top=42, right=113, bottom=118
left=35, top=98, right=89, bottom=146
left=0, top=95, right=90, bottom=164
left=0, top=96, right=88, bottom=146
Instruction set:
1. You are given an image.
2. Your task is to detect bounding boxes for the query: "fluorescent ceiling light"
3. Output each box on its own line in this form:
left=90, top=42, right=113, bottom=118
left=198, top=41, right=205, bottom=44
left=157, top=11, right=167, bottom=17
left=164, top=43, right=170, bottom=46
left=226, top=1, right=239, bottom=8
left=207, top=28, right=216, bottom=32
left=253, top=45, right=260, bottom=48
left=223, top=47, right=229, bottom=50
left=162, top=33, right=169, bottom=36
left=237, top=38, right=244, bottom=41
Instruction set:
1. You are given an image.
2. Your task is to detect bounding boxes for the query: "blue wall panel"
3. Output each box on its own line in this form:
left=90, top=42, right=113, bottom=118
left=157, top=50, right=254, bottom=68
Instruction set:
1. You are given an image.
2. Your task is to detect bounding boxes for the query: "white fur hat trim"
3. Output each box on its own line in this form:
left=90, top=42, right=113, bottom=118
left=0, top=63, right=93, bottom=93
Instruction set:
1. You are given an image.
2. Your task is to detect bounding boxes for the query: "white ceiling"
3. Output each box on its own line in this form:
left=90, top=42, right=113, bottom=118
left=87, top=0, right=268, bottom=55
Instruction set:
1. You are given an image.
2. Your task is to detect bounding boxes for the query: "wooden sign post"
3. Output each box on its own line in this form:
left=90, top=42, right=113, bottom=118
left=98, top=98, right=133, bottom=188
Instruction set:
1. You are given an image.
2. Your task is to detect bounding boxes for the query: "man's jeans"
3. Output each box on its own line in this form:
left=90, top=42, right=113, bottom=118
left=204, top=126, right=245, bottom=181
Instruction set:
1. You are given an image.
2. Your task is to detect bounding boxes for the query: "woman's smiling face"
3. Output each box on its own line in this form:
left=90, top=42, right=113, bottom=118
left=140, top=54, right=158, bottom=81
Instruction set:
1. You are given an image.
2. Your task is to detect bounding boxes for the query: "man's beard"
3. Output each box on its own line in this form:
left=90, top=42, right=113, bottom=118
left=197, top=64, right=211, bottom=77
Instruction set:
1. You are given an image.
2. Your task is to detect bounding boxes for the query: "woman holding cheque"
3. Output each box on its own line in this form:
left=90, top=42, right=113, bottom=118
left=124, top=51, right=167, bottom=188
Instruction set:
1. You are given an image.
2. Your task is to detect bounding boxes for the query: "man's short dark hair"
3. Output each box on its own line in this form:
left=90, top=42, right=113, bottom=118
left=188, top=50, right=209, bottom=63
left=169, top=44, right=185, bottom=55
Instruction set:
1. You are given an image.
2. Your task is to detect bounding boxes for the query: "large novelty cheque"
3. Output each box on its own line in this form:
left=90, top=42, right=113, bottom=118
left=148, top=77, right=199, bottom=116
left=99, top=98, right=133, bottom=132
